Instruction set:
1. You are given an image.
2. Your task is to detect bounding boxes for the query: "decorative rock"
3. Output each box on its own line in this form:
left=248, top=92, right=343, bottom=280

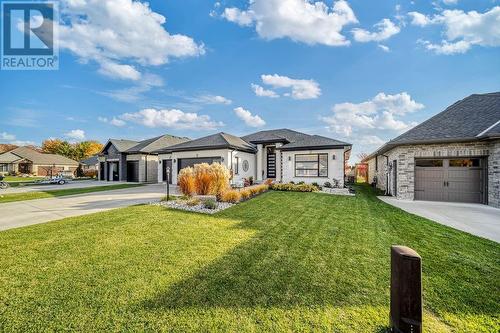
left=151, top=200, right=234, bottom=214
left=321, top=188, right=355, bottom=196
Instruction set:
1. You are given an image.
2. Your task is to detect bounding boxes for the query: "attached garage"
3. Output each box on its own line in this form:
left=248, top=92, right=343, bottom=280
left=415, top=158, right=486, bottom=204
left=126, top=161, right=139, bottom=182
left=177, top=157, right=222, bottom=173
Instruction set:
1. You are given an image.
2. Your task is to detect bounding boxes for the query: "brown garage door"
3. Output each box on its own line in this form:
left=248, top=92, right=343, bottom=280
left=415, top=158, right=485, bottom=204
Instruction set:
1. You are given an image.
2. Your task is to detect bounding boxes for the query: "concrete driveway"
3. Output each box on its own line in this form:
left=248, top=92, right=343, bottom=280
left=0, top=184, right=179, bottom=231
left=378, top=196, right=500, bottom=243
left=2, top=180, right=130, bottom=194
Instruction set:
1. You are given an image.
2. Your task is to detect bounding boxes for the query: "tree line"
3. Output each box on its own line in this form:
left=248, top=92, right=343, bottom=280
left=41, top=139, right=103, bottom=161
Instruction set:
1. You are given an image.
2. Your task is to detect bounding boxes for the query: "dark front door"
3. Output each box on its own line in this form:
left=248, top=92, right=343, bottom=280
left=18, top=163, right=31, bottom=174
left=126, top=161, right=139, bottom=182
left=266, top=148, right=276, bottom=179
left=162, top=159, right=173, bottom=184
left=99, top=162, right=105, bottom=180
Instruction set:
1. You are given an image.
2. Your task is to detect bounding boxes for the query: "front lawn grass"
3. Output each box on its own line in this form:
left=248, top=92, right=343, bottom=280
left=0, top=184, right=142, bottom=203
left=0, top=186, right=498, bottom=332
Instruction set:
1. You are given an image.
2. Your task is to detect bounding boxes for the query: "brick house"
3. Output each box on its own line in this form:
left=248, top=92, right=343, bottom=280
left=363, top=92, right=500, bottom=208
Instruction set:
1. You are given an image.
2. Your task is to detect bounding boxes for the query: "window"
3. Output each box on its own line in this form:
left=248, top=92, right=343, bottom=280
left=0, top=164, right=7, bottom=172
left=415, top=159, right=443, bottom=167
left=375, top=157, right=378, bottom=171
left=234, top=157, right=239, bottom=175
left=295, top=154, right=328, bottom=177
left=449, top=159, right=480, bottom=167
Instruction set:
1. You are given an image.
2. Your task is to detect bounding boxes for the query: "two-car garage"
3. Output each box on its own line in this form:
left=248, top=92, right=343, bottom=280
left=415, top=158, right=486, bottom=204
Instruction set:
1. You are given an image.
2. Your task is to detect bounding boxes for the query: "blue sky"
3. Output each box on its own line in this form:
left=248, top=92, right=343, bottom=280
left=0, top=0, right=499, bottom=162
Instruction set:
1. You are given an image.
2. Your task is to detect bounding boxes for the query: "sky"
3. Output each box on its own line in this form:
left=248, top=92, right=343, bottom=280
left=0, top=0, right=499, bottom=163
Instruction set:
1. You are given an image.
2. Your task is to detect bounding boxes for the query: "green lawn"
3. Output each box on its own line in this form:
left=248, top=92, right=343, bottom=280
left=0, top=186, right=498, bottom=332
left=0, top=184, right=142, bottom=203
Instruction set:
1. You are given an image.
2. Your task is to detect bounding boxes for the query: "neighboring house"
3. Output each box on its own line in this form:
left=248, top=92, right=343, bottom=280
left=363, top=92, right=500, bottom=208
left=97, top=135, right=190, bottom=182
left=155, top=129, right=352, bottom=187
left=0, top=146, right=79, bottom=176
left=80, top=155, right=99, bottom=171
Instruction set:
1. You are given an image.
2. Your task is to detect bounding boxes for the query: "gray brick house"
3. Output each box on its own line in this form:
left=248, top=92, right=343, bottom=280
left=363, top=92, right=500, bottom=208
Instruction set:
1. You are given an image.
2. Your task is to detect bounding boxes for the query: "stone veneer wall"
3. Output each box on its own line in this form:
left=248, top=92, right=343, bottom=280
left=488, top=140, right=500, bottom=208
left=377, top=141, right=499, bottom=206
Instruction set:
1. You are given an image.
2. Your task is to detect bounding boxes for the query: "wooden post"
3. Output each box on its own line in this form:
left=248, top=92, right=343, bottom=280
left=390, top=245, right=422, bottom=333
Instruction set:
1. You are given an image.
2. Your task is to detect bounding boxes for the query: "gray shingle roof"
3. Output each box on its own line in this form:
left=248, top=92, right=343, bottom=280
left=125, top=135, right=190, bottom=153
left=3, top=146, right=79, bottom=165
left=155, top=132, right=257, bottom=153
left=80, top=155, right=99, bottom=166
left=363, top=92, right=500, bottom=161
left=108, top=139, right=139, bottom=152
left=243, top=129, right=351, bottom=150
left=391, top=92, right=500, bottom=144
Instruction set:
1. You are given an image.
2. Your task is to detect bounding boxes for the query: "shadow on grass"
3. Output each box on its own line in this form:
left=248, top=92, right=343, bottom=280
left=141, top=191, right=390, bottom=311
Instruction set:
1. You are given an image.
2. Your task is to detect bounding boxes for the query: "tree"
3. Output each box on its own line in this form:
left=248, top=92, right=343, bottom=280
left=42, top=139, right=103, bottom=161
left=357, top=152, right=369, bottom=162
left=0, top=144, right=18, bottom=153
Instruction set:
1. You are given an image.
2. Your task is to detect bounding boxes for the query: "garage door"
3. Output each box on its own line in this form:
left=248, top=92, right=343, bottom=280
left=126, top=161, right=139, bottom=182
left=177, top=157, right=222, bottom=173
left=415, top=158, right=485, bottom=204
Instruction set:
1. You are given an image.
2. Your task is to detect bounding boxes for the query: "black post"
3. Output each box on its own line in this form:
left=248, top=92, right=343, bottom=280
left=166, top=167, right=170, bottom=201
left=390, top=245, right=422, bottom=333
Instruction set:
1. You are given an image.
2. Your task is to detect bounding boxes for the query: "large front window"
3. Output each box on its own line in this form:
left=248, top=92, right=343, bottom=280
left=295, top=154, right=328, bottom=177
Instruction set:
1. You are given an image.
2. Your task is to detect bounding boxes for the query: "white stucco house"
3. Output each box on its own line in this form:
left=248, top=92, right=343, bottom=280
left=151, top=129, right=352, bottom=187
left=363, top=92, right=500, bottom=208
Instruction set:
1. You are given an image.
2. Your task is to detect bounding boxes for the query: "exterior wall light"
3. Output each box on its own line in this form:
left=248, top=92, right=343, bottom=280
left=288, top=156, right=292, bottom=161
left=332, top=154, right=336, bottom=160
left=173, top=159, right=176, bottom=163
left=221, top=157, right=225, bottom=162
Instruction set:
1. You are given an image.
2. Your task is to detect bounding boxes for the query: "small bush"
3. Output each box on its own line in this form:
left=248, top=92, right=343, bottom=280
left=297, top=181, right=305, bottom=185
left=186, top=198, right=201, bottom=206
left=203, top=199, right=217, bottom=209
left=270, top=183, right=317, bottom=192
left=178, top=167, right=196, bottom=196
left=240, top=189, right=251, bottom=200
left=264, top=179, right=273, bottom=185
left=323, top=181, right=332, bottom=188
left=221, top=190, right=241, bottom=203
left=210, top=163, right=231, bottom=197
left=83, top=169, right=98, bottom=178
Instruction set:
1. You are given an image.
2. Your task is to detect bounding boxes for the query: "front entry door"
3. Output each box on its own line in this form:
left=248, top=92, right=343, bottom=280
left=266, top=147, right=276, bottom=179
left=108, top=162, right=119, bottom=181
left=162, top=159, right=173, bottom=184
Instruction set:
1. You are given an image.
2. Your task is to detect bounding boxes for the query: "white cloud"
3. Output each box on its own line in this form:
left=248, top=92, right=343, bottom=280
left=119, top=108, right=224, bottom=130
left=100, top=73, right=164, bottom=102
left=194, top=95, right=233, bottom=105
left=0, top=132, right=16, bottom=141
left=234, top=107, right=266, bottom=127
left=222, top=0, right=358, bottom=46
left=359, top=135, right=386, bottom=146
left=59, top=0, right=204, bottom=80
left=98, top=116, right=126, bottom=127
left=352, top=18, right=400, bottom=42
left=222, top=7, right=255, bottom=26
left=442, top=0, right=458, bottom=5
left=410, top=7, right=500, bottom=54
left=321, top=92, right=423, bottom=137
left=251, top=83, right=279, bottom=98
left=259, top=74, right=321, bottom=100
left=378, top=44, right=390, bottom=52
left=64, top=129, right=86, bottom=140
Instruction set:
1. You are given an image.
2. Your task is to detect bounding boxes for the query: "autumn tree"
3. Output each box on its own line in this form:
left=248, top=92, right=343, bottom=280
left=41, top=139, right=103, bottom=161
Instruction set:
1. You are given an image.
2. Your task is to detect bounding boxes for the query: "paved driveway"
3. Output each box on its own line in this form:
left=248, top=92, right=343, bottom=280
left=0, top=184, right=179, bottom=231
left=2, top=180, right=131, bottom=194
left=379, top=196, right=500, bottom=243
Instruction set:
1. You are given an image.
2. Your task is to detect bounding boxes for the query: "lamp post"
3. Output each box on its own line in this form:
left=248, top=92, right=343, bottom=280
left=165, top=167, right=170, bottom=201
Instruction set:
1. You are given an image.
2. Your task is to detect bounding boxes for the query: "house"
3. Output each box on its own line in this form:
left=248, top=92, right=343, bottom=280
left=154, top=129, right=352, bottom=187
left=80, top=155, right=99, bottom=171
left=0, top=146, right=79, bottom=176
left=363, top=92, right=500, bottom=208
left=97, top=135, right=190, bottom=182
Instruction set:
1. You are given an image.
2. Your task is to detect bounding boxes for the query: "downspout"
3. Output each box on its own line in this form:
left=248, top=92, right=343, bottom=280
left=145, top=154, right=148, bottom=183
left=381, top=154, right=389, bottom=195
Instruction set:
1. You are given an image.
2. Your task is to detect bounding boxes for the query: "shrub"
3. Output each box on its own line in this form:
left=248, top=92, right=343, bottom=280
left=83, top=169, right=97, bottom=178
left=221, top=190, right=241, bottom=203
left=186, top=198, right=201, bottom=206
left=240, top=188, right=251, bottom=200
left=264, top=179, right=273, bottom=185
left=247, top=184, right=268, bottom=196
left=209, top=163, right=231, bottom=197
left=323, top=181, right=332, bottom=188
left=297, top=181, right=305, bottom=185
left=270, top=183, right=317, bottom=192
left=203, top=199, right=217, bottom=209
left=193, top=163, right=214, bottom=195
left=178, top=167, right=196, bottom=196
